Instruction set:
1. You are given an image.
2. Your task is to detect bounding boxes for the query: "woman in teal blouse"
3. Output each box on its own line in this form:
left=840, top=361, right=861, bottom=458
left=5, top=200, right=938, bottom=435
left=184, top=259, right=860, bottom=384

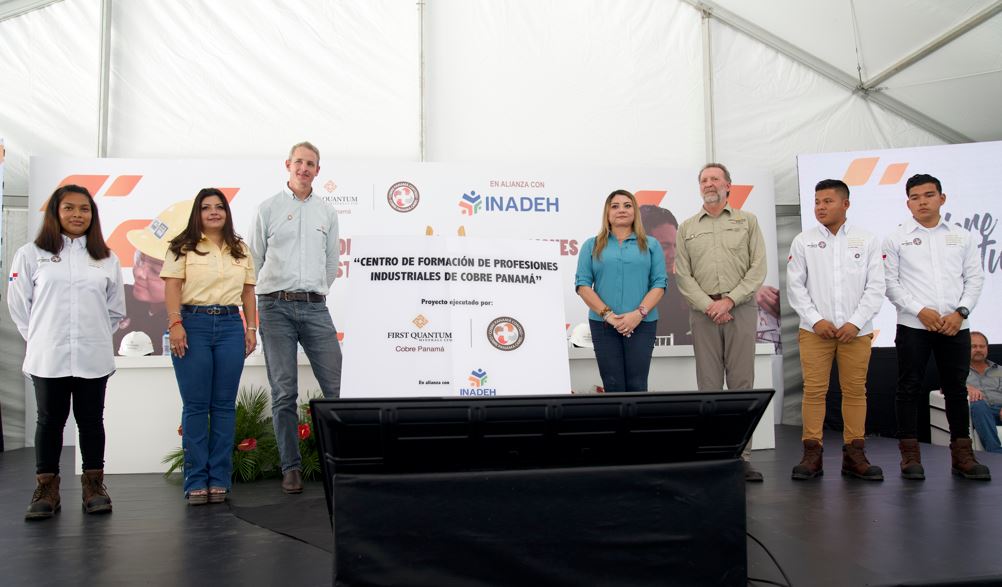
left=575, top=190, right=667, bottom=391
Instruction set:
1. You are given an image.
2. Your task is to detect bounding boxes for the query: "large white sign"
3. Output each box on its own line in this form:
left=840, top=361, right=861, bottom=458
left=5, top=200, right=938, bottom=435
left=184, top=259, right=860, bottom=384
left=341, top=236, right=570, bottom=397
left=28, top=157, right=780, bottom=354
left=798, top=141, right=1002, bottom=346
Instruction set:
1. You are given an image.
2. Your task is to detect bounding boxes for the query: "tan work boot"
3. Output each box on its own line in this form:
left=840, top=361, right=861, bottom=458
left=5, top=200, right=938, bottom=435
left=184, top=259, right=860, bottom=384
left=841, top=439, right=883, bottom=481
left=898, top=439, right=925, bottom=480
left=81, top=469, right=113, bottom=514
left=791, top=439, right=823, bottom=480
left=25, top=473, right=61, bottom=521
left=950, top=438, right=991, bottom=480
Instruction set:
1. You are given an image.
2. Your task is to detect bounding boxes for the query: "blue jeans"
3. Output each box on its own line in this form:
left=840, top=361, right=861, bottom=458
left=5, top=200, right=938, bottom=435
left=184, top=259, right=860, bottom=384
left=171, top=309, right=245, bottom=494
left=589, top=319, right=657, bottom=392
left=258, top=297, right=342, bottom=473
left=970, top=400, right=1002, bottom=454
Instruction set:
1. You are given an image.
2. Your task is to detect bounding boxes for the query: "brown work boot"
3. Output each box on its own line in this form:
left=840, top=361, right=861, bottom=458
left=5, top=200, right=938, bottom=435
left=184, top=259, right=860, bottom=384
left=81, top=469, right=113, bottom=514
left=25, top=473, right=61, bottom=521
left=281, top=469, right=304, bottom=494
left=791, top=439, right=823, bottom=480
left=898, top=439, right=925, bottom=480
left=841, top=439, right=883, bottom=481
left=950, top=438, right=991, bottom=480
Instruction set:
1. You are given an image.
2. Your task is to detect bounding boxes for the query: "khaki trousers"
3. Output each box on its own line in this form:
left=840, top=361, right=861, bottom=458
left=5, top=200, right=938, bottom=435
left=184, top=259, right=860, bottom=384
left=798, top=329, right=872, bottom=444
left=690, top=301, right=757, bottom=459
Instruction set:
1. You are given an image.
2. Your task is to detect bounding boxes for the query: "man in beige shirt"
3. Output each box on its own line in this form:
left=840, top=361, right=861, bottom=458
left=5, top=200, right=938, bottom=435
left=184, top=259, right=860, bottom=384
left=675, top=163, right=767, bottom=481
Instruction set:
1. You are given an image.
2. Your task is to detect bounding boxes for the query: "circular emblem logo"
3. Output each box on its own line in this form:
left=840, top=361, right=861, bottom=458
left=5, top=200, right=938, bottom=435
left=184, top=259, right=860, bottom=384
left=854, top=253, right=861, bottom=259
left=818, top=241, right=826, bottom=249
left=913, top=237, right=922, bottom=246
left=487, top=317, right=525, bottom=351
left=387, top=181, right=420, bottom=213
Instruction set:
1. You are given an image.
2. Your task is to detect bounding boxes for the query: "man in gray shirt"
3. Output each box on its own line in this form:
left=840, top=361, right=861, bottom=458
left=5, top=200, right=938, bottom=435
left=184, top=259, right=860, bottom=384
left=250, top=141, right=342, bottom=494
left=967, top=330, right=1002, bottom=454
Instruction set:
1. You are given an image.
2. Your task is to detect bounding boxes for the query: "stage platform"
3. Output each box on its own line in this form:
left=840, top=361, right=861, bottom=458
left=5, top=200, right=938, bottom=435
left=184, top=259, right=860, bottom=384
left=2, top=425, right=1001, bottom=586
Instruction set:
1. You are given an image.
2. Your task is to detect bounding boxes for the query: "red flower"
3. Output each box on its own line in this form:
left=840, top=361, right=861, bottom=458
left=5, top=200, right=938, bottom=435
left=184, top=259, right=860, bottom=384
left=237, top=438, right=258, bottom=452
left=177, top=425, right=183, bottom=437
left=298, top=423, right=311, bottom=441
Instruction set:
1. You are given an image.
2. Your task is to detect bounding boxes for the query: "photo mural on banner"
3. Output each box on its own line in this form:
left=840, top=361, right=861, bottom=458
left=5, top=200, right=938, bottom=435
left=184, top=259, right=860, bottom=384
left=340, top=236, right=570, bottom=397
left=797, top=141, right=1002, bottom=347
left=28, top=158, right=781, bottom=356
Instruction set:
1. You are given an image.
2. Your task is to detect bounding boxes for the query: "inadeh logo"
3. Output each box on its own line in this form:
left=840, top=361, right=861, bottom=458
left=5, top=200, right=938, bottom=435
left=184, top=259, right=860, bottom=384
left=467, top=368, right=488, bottom=387
left=457, top=189, right=559, bottom=215
left=458, top=190, right=483, bottom=216
left=460, top=368, right=496, bottom=396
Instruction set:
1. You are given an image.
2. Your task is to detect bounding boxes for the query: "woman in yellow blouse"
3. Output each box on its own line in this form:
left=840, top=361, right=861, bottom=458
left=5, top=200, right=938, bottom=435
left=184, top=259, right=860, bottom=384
left=160, top=188, right=257, bottom=505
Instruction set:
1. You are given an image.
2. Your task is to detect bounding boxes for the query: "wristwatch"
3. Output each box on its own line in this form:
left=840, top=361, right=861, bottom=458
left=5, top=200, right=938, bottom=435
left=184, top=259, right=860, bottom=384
left=599, top=306, right=613, bottom=319
left=956, top=306, right=970, bottom=319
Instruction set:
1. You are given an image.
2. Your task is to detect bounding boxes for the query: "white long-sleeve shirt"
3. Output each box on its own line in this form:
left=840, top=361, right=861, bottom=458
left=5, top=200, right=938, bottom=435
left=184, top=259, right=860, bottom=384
left=882, top=217, right=984, bottom=330
left=249, top=186, right=340, bottom=296
left=7, top=236, right=126, bottom=378
left=787, top=223, right=884, bottom=335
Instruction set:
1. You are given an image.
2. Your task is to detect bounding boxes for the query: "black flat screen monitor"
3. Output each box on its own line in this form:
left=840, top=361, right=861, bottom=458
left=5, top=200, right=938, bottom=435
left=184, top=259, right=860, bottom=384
left=311, top=390, right=773, bottom=515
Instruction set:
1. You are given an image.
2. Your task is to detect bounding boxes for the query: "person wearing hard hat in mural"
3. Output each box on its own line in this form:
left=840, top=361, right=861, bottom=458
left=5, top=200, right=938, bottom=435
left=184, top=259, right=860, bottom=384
left=115, top=200, right=194, bottom=354
left=250, top=141, right=341, bottom=495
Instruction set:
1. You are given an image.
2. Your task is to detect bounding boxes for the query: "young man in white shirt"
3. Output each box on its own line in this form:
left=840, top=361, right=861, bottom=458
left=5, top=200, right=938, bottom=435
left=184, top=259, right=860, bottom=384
left=787, top=179, right=885, bottom=480
left=883, top=173, right=989, bottom=480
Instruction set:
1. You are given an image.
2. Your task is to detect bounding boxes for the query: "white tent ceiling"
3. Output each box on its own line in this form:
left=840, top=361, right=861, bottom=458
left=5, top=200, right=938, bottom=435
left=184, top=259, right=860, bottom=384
left=1, top=0, right=999, bottom=205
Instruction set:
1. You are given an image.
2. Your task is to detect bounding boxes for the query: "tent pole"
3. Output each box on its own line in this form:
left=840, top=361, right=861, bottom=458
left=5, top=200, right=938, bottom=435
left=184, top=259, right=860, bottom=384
left=679, top=0, right=971, bottom=143
left=700, top=6, right=715, bottom=162
left=864, top=1, right=1002, bottom=90
left=97, top=0, right=112, bottom=158
left=418, top=0, right=426, bottom=162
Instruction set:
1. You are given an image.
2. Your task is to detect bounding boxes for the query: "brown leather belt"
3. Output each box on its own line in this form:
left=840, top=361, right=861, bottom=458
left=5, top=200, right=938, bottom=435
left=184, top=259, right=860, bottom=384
left=261, top=291, right=326, bottom=303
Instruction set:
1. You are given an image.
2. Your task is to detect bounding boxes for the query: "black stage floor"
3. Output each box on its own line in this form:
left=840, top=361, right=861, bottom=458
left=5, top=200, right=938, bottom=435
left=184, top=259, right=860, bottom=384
left=2, top=426, right=1001, bottom=586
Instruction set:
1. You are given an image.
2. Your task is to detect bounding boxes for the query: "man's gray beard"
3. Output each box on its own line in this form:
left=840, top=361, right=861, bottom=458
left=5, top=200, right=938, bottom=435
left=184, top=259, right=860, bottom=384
left=702, top=192, right=721, bottom=205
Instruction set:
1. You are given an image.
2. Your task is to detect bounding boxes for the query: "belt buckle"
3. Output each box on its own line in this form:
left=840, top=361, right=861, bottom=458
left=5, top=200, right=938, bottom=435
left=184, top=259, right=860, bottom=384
left=280, top=291, right=292, bottom=302
left=207, top=307, right=222, bottom=315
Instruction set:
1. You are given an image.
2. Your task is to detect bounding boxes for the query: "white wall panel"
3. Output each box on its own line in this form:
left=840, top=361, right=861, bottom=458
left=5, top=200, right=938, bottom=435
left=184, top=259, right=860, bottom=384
left=425, top=0, right=706, bottom=167
left=0, top=0, right=100, bottom=195
left=108, top=0, right=420, bottom=160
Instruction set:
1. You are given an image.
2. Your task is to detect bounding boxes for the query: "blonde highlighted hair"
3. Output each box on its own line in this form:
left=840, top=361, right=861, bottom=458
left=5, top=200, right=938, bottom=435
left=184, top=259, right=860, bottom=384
left=592, top=189, right=649, bottom=259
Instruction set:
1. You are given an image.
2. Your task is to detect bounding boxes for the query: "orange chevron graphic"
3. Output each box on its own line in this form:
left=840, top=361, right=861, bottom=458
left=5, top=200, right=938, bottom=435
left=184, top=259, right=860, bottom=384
left=634, top=190, right=667, bottom=207
left=843, top=158, right=880, bottom=186
left=104, top=175, right=143, bottom=197
left=880, top=163, right=909, bottom=185
left=219, top=187, right=240, bottom=202
left=58, top=174, right=109, bottom=196
left=729, top=185, right=753, bottom=209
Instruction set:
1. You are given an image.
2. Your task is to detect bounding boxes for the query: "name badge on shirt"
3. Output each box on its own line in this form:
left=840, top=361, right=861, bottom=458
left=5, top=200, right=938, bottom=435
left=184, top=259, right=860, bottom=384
left=847, top=237, right=865, bottom=248
left=945, top=234, right=964, bottom=247
left=88, top=261, right=104, bottom=269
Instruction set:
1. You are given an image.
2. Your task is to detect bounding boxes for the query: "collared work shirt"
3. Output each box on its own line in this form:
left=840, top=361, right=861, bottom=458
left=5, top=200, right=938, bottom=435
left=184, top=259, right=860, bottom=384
left=674, top=204, right=767, bottom=312
left=160, top=238, right=256, bottom=306
left=969, top=360, right=1002, bottom=406
left=249, top=186, right=340, bottom=296
left=7, top=236, right=126, bottom=378
left=787, top=224, right=884, bottom=335
left=883, top=217, right=983, bottom=330
left=575, top=234, right=668, bottom=322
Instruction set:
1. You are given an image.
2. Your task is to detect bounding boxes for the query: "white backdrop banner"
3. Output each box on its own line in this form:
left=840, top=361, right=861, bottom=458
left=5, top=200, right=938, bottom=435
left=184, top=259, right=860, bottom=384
left=28, top=157, right=781, bottom=355
left=341, top=236, right=569, bottom=397
left=797, top=140, right=1002, bottom=346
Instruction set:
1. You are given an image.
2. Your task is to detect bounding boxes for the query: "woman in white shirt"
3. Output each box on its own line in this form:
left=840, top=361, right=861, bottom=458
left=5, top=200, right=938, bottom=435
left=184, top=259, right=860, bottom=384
left=8, top=184, right=126, bottom=520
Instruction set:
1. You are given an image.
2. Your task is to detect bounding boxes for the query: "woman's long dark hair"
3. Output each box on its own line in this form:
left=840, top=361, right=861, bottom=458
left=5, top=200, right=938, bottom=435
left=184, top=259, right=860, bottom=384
left=167, top=188, right=246, bottom=260
left=35, top=185, right=111, bottom=259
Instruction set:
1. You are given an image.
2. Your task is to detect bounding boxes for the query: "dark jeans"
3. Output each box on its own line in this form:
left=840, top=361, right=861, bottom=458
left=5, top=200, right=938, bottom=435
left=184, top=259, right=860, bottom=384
left=895, top=325, right=971, bottom=440
left=171, top=308, right=245, bottom=494
left=33, top=375, right=110, bottom=475
left=589, top=319, right=657, bottom=392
